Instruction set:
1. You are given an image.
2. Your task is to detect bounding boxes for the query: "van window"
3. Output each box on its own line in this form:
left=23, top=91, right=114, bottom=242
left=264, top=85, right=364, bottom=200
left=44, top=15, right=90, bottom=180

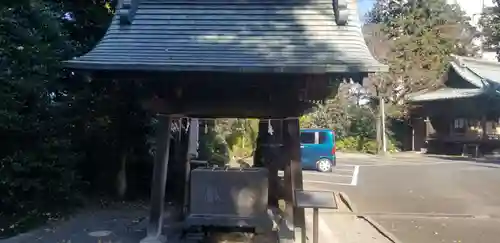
left=300, top=132, right=315, bottom=144
left=318, top=132, right=329, bottom=144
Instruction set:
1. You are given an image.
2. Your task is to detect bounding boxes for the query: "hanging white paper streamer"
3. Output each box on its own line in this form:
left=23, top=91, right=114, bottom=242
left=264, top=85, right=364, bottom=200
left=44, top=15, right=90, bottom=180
left=267, top=120, right=274, bottom=135
left=186, top=117, right=191, bottom=133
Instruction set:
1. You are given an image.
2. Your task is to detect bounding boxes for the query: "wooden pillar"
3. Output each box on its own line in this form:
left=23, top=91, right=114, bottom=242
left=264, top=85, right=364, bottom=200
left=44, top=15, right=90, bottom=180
left=178, top=118, right=191, bottom=219
left=254, top=120, right=267, bottom=167
left=255, top=119, right=281, bottom=206
left=165, top=120, right=178, bottom=205
left=481, top=115, right=487, bottom=139
left=269, top=119, right=282, bottom=207
left=164, top=118, right=190, bottom=220
left=284, top=118, right=305, bottom=243
left=183, top=118, right=198, bottom=217
left=141, top=115, right=172, bottom=243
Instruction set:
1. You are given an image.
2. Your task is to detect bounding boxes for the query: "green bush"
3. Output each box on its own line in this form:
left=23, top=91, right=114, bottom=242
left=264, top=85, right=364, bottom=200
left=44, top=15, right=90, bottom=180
left=336, top=136, right=398, bottom=154
left=361, top=140, right=378, bottom=154
left=336, top=136, right=360, bottom=152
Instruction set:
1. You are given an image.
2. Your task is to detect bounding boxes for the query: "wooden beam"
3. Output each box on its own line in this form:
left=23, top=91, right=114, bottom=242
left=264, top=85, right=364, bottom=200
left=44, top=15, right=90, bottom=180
left=142, top=97, right=313, bottom=119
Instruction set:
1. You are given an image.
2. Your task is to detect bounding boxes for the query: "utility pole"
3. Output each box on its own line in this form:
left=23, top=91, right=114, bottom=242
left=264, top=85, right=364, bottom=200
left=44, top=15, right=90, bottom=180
left=380, top=96, right=387, bottom=154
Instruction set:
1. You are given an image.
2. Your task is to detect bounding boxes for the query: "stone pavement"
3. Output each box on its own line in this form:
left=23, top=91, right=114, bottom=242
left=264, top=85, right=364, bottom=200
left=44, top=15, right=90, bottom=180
left=1, top=192, right=394, bottom=243
left=301, top=187, right=393, bottom=243
left=337, top=151, right=500, bottom=166
left=328, top=153, right=500, bottom=243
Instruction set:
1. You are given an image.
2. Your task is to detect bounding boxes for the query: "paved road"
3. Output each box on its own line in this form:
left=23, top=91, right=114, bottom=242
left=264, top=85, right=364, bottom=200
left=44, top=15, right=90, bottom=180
left=302, top=153, right=500, bottom=243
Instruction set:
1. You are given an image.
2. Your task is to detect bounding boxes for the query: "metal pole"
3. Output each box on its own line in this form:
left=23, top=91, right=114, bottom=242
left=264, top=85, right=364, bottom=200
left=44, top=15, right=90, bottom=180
left=313, top=208, right=319, bottom=243
left=412, top=126, right=415, bottom=151
left=380, top=96, right=387, bottom=154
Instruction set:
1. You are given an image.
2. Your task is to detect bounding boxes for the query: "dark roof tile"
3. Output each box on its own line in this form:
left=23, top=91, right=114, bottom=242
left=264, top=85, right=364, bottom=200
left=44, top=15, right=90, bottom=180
left=65, top=0, right=387, bottom=73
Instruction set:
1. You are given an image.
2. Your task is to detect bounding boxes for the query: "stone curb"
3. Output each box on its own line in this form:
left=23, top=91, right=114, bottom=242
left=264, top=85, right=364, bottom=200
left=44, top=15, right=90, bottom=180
left=337, top=192, right=403, bottom=243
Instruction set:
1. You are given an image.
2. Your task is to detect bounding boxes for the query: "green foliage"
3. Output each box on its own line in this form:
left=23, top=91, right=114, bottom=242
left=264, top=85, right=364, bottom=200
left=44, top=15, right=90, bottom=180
left=302, top=99, right=377, bottom=139
left=199, top=121, right=231, bottom=166
left=335, top=136, right=360, bottom=152
left=0, top=0, right=154, bottom=237
left=336, top=136, right=397, bottom=154
left=55, top=0, right=153, bottom=198
left=214, top=119, right=258, bottom=160
left=480, top=0, right=500, bottom=61
left=367, top=0, right=475, bottom=104
left=347, top=105, right=377, bottom=139
left=0, top=1, right=83, bottom=236
left=301, top=98, right=351, bottom=138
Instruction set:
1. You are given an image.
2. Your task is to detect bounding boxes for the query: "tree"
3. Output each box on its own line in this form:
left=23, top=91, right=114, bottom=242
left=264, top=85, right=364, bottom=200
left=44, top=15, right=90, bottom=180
left=301, top=97, right=351, bottom=138
left=0, top=0, right=156, bottom=236
left=215, top=118, right=259, bottom=159
left=366, top=0, right=476, bottom=107
left=480, top=0, right=500, bottom=61
left=365, top=0, right=476, bottom=152
left=0, top=0, right=83, bottom=235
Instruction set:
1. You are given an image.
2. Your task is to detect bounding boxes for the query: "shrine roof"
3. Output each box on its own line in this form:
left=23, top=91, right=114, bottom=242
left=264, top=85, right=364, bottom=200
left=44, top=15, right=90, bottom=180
left=64, top=0, right=387, bottom=74
left=408, top=88, right=484, bottom=102
left=408, top=55, right=500, bottom=103
left=449, top=55, right=500, bottom=88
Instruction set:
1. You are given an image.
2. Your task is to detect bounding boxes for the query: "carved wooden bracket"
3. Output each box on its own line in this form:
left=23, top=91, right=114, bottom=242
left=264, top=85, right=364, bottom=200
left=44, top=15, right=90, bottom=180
left=118, top=0, right=139, bottom=25
left=333, top=0, right=348, bottom=26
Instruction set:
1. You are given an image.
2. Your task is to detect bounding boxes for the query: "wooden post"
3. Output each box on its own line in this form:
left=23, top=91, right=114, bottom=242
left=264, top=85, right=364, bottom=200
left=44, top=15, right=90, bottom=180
left=481, top=115, right=487, bottom=139
left=141, top=115, right=172, bottom=243
left=254, top=120, right=268, bottom=167
left=284, top=118, right=305, bottom=243
left=164, top=118, right=190, bottom=220
left=165, top=120, right=178, bottom=208
left=183, top=118, right=198, bottom=217
left=178, top=118, right=190, bottom=219
left=282, top=120, right=293, bottom=214
left=255, top=119, right=281, bottom=206
left=269, top=119, right=282, bottom=207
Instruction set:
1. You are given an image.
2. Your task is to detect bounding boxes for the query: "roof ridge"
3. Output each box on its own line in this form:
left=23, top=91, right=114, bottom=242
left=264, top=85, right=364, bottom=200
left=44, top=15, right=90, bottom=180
left=408, top=87, right=484, bottom=102
left=449, top=55, right=487, bottom=88
left=450, top=54, right=500, bottom=68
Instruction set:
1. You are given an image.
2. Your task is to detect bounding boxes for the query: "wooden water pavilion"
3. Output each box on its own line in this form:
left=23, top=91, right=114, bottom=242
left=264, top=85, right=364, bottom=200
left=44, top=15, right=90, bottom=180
left=64, top=0, right=386, bottom=242
left=408, top=55, right=500, bottom=156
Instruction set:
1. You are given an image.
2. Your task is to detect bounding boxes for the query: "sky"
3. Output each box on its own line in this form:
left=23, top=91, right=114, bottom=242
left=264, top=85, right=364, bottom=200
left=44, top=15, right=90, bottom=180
left=358, top=0, right=375, bottom=22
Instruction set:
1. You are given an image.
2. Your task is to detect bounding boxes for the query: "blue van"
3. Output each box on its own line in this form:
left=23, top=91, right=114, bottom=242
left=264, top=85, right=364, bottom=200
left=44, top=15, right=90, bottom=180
left=300, top=128, right=336, bottom=172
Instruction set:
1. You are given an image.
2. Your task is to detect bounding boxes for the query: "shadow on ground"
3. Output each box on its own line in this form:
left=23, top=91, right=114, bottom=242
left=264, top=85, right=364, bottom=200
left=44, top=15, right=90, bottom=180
left=0, top=203, right=157, bottom=243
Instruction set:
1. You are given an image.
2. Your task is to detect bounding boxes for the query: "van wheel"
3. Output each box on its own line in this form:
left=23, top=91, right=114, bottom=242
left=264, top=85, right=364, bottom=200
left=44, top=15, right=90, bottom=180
left=316, top=158, right=333, bottom=172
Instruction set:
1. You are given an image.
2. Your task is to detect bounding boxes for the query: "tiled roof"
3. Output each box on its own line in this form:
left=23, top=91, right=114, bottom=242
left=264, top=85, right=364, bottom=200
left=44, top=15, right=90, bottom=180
left=64, top=0, right=387, bottom=73
left=408, top=55, right=500, bottom=102
left=450, top=55, right=500, bottom=88
left=408, top=88, right=484, bottom=102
